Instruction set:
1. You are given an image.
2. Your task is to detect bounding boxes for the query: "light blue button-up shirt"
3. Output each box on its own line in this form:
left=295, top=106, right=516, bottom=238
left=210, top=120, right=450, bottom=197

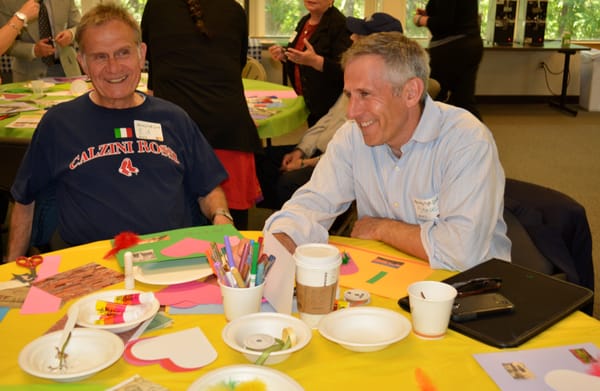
left=264, top=97, right=511, bottom=271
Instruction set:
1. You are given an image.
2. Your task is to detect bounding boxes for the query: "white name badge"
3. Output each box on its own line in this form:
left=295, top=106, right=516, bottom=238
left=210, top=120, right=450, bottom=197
left=413, top=195, right=440, bottom=221
left=134, top=120, right=163, bottom=141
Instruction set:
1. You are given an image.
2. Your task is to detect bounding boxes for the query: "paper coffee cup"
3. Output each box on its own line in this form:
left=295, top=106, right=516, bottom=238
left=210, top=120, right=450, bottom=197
left=294, top=243, right=342, bottom=328
left=408, top=281, right=457, bottom=339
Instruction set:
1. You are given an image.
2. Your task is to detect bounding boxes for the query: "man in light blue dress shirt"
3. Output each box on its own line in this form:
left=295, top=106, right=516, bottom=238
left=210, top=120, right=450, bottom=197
left=264, top=32, right=511, bottom=271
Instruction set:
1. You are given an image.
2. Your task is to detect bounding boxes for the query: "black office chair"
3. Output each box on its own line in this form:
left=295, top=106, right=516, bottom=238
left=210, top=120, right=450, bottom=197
left=504, top=178, right=594, bottom=292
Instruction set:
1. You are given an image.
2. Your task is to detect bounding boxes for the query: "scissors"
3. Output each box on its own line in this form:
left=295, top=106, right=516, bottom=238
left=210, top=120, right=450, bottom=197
left=15, top=255, right=44, bottom=282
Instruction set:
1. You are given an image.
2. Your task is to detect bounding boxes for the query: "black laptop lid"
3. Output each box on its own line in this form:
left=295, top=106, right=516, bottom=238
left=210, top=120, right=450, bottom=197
left=398, top=259, right=593, bottom=348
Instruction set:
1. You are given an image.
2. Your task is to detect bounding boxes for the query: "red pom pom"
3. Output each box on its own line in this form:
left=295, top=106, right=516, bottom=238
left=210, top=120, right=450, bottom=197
left=103, top=231, right=141, bottom=259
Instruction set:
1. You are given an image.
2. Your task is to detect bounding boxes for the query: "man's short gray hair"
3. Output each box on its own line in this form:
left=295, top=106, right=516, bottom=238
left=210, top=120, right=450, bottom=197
left=342, top=32, right=430, bottom=101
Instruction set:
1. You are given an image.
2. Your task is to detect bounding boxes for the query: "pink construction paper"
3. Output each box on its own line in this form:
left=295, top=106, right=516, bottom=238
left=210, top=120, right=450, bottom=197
left=20, top=286, right=61, bottom=314
left=341, top=259, right=359, bottom=275
left=155, top=280, right=222, bottom=307
left=244, top=89, right=298, bottom=99
left=35, top=255, right=61, bottom=281
left=160, top=238, right=211, bottom=257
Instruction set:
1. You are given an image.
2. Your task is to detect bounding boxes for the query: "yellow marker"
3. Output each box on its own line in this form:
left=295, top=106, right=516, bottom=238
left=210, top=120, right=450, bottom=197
left=230, top=266, right=246, bottom=288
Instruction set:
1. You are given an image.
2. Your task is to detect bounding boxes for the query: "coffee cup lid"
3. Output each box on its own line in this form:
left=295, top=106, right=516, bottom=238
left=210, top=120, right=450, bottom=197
left=294, top=243, right=341, bottom=266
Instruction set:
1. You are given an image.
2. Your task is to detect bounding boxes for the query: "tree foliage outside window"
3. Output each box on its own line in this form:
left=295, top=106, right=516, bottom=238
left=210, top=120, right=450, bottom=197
left=79, top=0, right=598, bottom=41
left=265, top=0, right=365, bottom=36
left=405, top=0, right=599, bottom=42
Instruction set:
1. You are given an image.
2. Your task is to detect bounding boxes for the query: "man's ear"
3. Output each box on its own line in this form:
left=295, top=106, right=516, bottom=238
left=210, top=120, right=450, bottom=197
left=404, top=77, right=425, bottom=106
left=138, top=42, right=147, bottom=70
left=77, top=53, right=87, bottom=74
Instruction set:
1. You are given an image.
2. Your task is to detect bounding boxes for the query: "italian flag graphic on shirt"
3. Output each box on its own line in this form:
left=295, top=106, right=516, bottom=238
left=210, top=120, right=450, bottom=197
left=114, top=127, right=133, bottom=138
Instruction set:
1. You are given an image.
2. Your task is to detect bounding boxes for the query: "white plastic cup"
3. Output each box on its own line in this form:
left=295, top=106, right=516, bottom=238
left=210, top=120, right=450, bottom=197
left=30, top=79, right=45, bottom=94
left=294, top=243, right=342, bottom=328
left=408, top=281, right=457, bottom=339
left=219, top=281, right=265, bottom=322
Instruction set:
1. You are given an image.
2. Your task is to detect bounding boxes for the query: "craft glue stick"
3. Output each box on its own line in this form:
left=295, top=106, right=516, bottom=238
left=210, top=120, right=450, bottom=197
left=124, top=251, right=135, bottom=289
left=91, top=311, right=141, bottom=325
left=113, top=292, right=155, bottom=305
left=95, top=300, right=141, bottom=315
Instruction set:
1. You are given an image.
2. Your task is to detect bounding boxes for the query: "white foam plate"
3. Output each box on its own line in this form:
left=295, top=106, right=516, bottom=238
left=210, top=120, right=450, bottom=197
left=187, top=364, right=303, bottom=391
left=133, top=258, right=212, bottom=285
left=18, top=328, right=123, bottom=382
left=69, top=289, right=159, bottom=333
left=318, top=307, right=411, bottom=352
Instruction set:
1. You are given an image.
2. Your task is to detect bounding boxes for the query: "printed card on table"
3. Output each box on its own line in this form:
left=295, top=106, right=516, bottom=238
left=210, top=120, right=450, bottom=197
left=474, top=343, right=600, bottom=390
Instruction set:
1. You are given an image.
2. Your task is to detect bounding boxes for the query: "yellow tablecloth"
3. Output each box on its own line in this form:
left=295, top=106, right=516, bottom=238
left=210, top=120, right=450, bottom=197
left=0, top=78, right=308, bottom=140
left=1, top=233, right=599, bottom=390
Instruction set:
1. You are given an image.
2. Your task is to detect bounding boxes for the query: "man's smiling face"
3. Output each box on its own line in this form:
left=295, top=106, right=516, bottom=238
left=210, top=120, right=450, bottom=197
left=78, top=19, right=146, bottom=109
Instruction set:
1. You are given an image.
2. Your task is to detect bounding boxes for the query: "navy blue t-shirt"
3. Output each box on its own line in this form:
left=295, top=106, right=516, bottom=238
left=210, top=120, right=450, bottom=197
left=12, top=93, right=227, bottom=245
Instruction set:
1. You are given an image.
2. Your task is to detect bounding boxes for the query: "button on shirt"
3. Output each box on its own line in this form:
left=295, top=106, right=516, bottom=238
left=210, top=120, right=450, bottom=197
left=264, top=96, right=511, bottom=271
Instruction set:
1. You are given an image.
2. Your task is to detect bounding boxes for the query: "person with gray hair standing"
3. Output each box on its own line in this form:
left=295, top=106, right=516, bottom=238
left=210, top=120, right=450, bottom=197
left=264, top=32, right=510, bottom=272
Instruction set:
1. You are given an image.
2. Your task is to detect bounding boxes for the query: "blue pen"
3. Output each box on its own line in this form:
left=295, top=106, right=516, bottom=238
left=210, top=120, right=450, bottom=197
left=256, top=262, right=265, bottom=286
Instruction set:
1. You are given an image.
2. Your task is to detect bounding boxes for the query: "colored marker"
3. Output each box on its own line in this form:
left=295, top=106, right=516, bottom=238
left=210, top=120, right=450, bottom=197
left=249, top=242, right=259, bottom=287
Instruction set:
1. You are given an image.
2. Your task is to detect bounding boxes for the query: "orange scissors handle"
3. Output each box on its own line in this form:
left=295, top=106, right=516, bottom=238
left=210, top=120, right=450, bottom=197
left=16, top=256, right=43, bottom=278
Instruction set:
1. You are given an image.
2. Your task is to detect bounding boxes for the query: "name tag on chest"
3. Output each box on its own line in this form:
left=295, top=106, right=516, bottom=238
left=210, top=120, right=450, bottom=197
left=134, top=120, right=163, bottom=141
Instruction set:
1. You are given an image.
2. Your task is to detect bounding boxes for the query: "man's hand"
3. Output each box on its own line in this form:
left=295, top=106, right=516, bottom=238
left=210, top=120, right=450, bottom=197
left=54, top=30, right=74, bottom=48
left=350, top=216, right=384, bottom=241
left=351, top=216, right=428, bottom=261
left=20, top=0, right=40, bottom=23
left=34, top=38, right=55, bottom=58
left=280, top=149, right=304, bottom=171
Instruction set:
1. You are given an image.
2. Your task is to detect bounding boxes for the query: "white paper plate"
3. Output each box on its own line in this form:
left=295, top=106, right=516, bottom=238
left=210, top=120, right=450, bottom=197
left=133, top=258, right=213, bottom=285
left=70, top=289, right=159, bottom=333
left=187, top=364, right=303, bottom=391
left=318, top=307, right=411, bottom=352
left=18, top=328, right=124, bottom=382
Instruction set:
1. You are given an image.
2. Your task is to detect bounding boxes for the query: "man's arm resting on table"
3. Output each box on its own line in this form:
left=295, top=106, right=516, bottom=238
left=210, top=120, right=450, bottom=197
left=198, top=186, right=233, bottom=225
left=351, top=216, right=428, bottom=262
left=273, top=232, right=297, bottom=254
left=6, top=201, right=35, bottom=262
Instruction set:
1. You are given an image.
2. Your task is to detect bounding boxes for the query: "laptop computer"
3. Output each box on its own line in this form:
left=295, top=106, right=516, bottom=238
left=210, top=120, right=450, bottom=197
left=398, top=259, right=594, bottom=348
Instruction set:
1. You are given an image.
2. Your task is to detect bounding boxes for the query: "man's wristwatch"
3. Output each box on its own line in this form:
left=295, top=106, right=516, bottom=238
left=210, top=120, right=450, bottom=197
left=212, top=208, right=234, bottom=223
left=14, top=11, right=27, bottom=27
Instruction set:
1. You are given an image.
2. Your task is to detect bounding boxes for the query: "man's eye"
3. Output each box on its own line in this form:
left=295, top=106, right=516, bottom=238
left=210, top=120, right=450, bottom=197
left=93, top=54, right=108, bottom=62
left=115, top=49, right=131, bottom=59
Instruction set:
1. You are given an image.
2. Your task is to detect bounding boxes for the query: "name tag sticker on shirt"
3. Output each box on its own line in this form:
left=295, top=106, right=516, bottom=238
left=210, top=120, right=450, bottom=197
left=134, top=120, right=163, bottom=141
left=413, top=195, right=440, bottom=221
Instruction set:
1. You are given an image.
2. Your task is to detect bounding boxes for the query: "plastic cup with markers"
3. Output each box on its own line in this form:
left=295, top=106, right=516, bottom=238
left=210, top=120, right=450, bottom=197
left=209, top=236, right=275, bottom=322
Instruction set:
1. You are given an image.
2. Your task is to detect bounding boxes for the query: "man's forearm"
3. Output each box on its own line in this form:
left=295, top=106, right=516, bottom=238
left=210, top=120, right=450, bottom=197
left=273, top=232, right=297, bottom=254
left=352, top=216, right=428, bottom=262
left=198, top=186, right=232, bottom=225
left=7, top=202, right=35, bottom=261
